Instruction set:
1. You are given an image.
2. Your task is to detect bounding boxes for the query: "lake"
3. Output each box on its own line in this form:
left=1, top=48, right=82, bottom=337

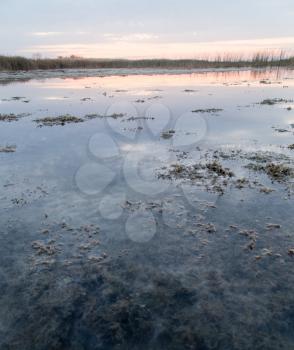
left=0, top=68, right=294, bottom=350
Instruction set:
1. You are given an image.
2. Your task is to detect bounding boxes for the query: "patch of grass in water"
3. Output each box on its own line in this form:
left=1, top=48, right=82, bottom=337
left=259, top=98, right=293, bottom=105
left=0, top=113, right=30, bottom=122
left=246, top=162, right=293, bottom=181
left=206, top=161, right=234, bottom=177
left=161, top=130, right=175, bottom=139
left=34, top=114, right=84, bottom=127
left=192, top=108, right=223, bottom=114
left=0, top=145, right=16, bottom=153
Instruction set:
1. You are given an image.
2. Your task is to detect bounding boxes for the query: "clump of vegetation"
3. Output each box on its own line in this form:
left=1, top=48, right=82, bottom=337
left=106, top=113, right=125, bottom=119
left=206, top=161, right=234, bottom=177
left=192, top=108, right=223, bottom=114
left=161, top=130, right=175, bottom=139
left=260, top=80, right=272, bottom=84
left=1, top=51, right=294, bottom=71
left=84, top=113, right=102, bottom=120
left=34, top=114, right=84, bottom=127
left=31, top=241, right=57, bottom=256
left=0, top=113, right=22, bottom=122
left=84, top=113, right=125, bottom=120
left=265, top=163, right=293, bottom=179
left=0, top=145, right=16, bottom=153
left=259, top=98, right=293, bottom=105
left=171, top=164, right=185, bottom=174
left=246, top=162, right=293, bottom=180
left=288, top=144, right=294, bottom=150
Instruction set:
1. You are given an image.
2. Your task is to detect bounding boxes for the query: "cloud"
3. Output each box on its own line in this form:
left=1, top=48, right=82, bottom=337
left=30, top=31, right=89, bottom=37
left=31, top=32, right=64, bottom=37
left=103, top=33, right=159, bottom=42
left=20, top=36, right=294, bottom=59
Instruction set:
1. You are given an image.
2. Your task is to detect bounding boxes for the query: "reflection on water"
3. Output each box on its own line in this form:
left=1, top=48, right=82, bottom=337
left=0, top=69, right=294, bottom=350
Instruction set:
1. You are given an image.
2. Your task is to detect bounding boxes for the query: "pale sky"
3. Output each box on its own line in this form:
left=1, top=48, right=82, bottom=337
left=0, top=0, right=294, bottom=59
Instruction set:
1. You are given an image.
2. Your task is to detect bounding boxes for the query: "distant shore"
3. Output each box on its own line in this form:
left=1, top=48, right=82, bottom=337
left=1, top=55, right=294, bottom=72
left=0, top=66, right=293, bottom=85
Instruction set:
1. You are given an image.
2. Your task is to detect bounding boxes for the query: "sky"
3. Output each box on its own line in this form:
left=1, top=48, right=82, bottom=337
left=0, top=0, right=294, bottom=59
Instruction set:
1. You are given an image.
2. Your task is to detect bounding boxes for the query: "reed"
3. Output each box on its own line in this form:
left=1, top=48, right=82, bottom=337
left=0, top=52, right=293, bottom=71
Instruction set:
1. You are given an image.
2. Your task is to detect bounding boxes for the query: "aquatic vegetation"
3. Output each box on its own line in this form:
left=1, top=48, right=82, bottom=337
left=1, top=53, right=294, bottom=71
left=260, top=80, right=272, bottom=84
left=266, top=223, right=281, bottom=230
left=183, top=89, right=197, bottom=92
left=0, top=145, right=16, bottom=153
left=192, top=108, right=223, bottom=114
left=259, top=98, right=293, bottom=105
left=246, top=162, right=294, bottom=180
left=0, top=113, right=23, bottom=122
left=265, top=163, right=293, bottom=179
left=34, top=114, right=84, bottom=127
left=206, top=161, right=234, bottom=177
left=161, top=130, right=175, bottom=139
left=1, top=69, right=294, bottom=350
left=31, top=240, right=57, bottom=256
left=288, top=249, right=294, bottom=256
left=84, top=113, right=102, bottom=120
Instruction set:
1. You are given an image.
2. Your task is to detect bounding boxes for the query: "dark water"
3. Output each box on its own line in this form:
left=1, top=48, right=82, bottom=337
left=0, top=69, right=294, bottom=349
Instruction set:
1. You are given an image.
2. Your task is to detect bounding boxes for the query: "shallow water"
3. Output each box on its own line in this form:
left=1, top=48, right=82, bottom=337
left=0, top=68, right=294, bottom=350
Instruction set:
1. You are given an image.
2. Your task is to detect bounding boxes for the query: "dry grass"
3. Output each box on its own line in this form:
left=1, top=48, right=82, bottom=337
left=0, top=52, right=294, bottom=71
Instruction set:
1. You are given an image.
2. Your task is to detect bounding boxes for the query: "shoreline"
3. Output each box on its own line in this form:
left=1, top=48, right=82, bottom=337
left=0, top=66, right=293, bottom=84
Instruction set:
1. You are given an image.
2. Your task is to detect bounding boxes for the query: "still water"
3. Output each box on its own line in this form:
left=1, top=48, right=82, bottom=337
left=0, top=68, right=294, bottom=349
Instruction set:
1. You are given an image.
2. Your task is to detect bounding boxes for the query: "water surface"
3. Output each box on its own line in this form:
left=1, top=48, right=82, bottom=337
left=0, top=68, right=294, bottom=350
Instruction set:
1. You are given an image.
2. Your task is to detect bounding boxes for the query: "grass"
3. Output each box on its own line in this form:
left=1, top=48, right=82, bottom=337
left=0, top=52, right=294, bottom=71
left=34, top=115, right=84, bottom=127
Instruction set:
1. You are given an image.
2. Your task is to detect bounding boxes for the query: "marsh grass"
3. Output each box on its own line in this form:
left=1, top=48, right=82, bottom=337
left=0, top=52, right=293, bottom=71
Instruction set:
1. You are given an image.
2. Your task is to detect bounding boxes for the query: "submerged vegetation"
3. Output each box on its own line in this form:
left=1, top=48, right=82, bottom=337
left=1, top=52, right=294, bottom=71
